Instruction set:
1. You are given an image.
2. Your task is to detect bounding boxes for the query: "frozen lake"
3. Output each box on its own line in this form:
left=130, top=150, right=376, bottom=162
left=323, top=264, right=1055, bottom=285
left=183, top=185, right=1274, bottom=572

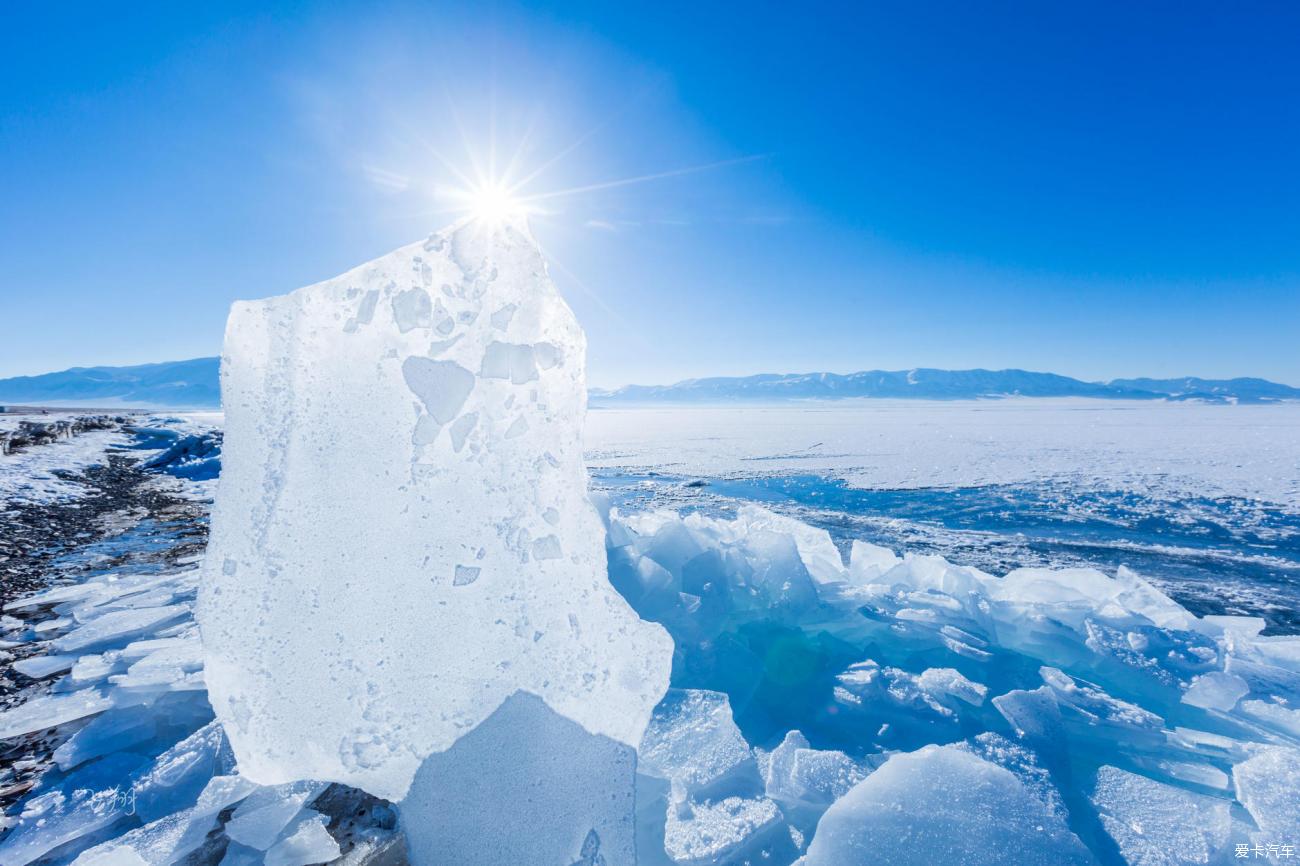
left=588, top=400, right=1300, bottom=631
left=4, top=403, right=1300, bottom=864
left=585, top=399, right=1300, bottom=505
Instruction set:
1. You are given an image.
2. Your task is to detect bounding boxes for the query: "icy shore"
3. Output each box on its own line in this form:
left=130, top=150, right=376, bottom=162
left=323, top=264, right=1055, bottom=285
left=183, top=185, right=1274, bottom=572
left=1, top=214, right=1297, bottom=864
left=2, top=466, right=1299, bottom=863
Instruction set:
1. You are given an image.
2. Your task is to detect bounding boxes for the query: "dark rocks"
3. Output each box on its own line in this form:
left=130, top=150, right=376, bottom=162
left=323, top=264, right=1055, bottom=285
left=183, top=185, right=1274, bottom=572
left=1, top=415, right=126, bottom=455
left=0, top=450, right=210, bottom=818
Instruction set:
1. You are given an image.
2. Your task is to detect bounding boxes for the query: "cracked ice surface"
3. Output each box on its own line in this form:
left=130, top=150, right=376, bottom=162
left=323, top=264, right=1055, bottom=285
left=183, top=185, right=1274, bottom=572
left=198, top=216, right=673, bottom=801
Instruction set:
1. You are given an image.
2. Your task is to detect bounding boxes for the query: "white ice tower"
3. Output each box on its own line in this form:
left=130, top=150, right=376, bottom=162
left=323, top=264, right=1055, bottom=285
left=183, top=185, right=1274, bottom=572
left=198, top=216, right=673, bottom=832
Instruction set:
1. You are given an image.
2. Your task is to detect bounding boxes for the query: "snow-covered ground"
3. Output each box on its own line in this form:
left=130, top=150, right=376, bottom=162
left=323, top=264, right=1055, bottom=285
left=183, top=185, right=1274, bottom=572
left=0, top=413, right=222, bottom=508
left=586, top=399, right=1300, bottom=507
left=0, top=423, right=129, bottom=507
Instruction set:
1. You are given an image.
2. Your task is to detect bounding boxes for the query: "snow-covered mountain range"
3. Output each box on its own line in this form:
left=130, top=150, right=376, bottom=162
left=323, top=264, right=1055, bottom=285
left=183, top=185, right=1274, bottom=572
left=2, top=358, right=1297, bottom=407
left=592, top=368, right=1300, bottom=404
left=0, top=358, right=220, bottom=408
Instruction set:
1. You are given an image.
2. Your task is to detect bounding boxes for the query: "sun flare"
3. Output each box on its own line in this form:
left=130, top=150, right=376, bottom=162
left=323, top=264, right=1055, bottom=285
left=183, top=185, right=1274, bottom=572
left=467, top=181, right=527, bottom=224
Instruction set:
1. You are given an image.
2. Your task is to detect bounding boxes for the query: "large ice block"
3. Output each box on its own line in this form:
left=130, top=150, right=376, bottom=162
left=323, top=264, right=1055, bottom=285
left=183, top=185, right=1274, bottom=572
left=197, top=217, right=672, bottom=801
left=400, top=691, right=637, bottom=866
left=803, top=745, right=1095, bottom=865
left=1089, top=765, right=1231, bottom=864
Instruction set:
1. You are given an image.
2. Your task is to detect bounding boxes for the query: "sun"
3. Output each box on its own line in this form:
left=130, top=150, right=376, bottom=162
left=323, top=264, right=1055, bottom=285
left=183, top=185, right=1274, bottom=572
left=468, top=181, right=526, bottom=224
left=373, top=98, right=766, bottom=232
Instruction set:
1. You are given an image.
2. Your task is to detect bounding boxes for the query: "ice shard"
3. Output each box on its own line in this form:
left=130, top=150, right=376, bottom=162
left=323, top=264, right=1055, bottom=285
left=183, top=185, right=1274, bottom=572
left=401, top=691, right=637, bottom=865
left=197, top=216, right=673, bottom=802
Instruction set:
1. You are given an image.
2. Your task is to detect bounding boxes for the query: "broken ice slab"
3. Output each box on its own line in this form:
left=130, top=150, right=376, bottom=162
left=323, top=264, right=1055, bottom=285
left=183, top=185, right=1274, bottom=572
left=1181, top=671, right=1250, bottom=711
left=52, top=604, right=190, bottom=653
left=1152, top=759, right=1230, bottom=791
left=729, top=507, right=848, bottom=586
left=10, top=653, right=76, bottom=679
left=34, top=615, right=73, bottom=635
left=1233, top=745, right=1300, bottom=840
left=663, top=795, right=789, bottom=866
left=263, top=812, right=341, bottom=866
left=400, top=691, right=636, bottom=866
left=53, top=704, right=157, bottom=770
left=993, top=685, right=1065, bottom=743
left=69, top=652, right=121, bottom=685
left=72, top=810, right=194, bottom=866
left=3, top=582, right=99, bottom=612
left=1037, top=666, right=1164, bottom=733
left=1237, top=698, right=1300, bottom=740
left=803, top=745, right=1095, bottom=866
left=132, top=721, right=236, bottom=823
left=835, top=660, right=987, bottom=720
left=639, top=689, right=761, bottom=800
left=224, top=780, right=327, bottom=850
left=71, top=774, right=257, bottom=866
left=0, top=688, right=112, bottom=739
left=846, top=539, right=901, bottom=585
left=763, top=731, right=866, bottom=807
left=0, top=752, right=145, bottom=866
left=107, top=640, right=205, bottom=692
left=1090, top=765, right=1232, bottom=864
left=957, top=733, right=1068, bottom=821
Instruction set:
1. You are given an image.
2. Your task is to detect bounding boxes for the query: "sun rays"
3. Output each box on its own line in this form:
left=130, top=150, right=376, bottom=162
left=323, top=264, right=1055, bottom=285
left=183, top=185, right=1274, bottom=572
left=369, top=92, right=766, bottom=232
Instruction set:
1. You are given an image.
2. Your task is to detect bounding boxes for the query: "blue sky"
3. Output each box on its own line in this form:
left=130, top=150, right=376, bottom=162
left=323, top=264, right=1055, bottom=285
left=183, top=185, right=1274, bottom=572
left=2, top=1, right=1298, bottom=386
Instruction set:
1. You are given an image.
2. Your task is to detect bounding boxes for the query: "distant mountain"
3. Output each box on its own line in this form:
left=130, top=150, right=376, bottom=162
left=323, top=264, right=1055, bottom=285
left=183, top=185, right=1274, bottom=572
left=0, top=358, right=220, bottom=408
left=3, top=360, right=1296, bottom=409
left=1106, top=377, right=1300, bottom=404
left=591, top=368, right=1300, bottom=404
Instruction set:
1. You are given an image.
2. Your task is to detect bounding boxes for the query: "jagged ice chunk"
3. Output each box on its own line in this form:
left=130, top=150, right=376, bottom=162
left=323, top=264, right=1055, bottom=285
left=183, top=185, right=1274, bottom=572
left=197, top=217, right=672, bottom=802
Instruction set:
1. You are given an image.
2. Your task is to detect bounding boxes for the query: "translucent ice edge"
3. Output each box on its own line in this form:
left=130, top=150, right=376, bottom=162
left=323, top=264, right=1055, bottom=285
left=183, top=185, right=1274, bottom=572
left=197, top=218, right=672, bottom=801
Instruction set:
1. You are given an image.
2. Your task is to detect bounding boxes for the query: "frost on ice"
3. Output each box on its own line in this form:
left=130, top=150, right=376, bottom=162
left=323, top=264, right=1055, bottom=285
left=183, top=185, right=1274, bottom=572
left=197, top=216, right=673, bottom=801
left=803, top=745, right=1094, bottom=865
left=401, top=691, right=637, bottom=865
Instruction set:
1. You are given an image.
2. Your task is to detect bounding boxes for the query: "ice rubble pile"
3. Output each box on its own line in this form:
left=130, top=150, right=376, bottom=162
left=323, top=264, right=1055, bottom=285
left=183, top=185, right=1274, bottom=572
left=198, top=215, right=671, bottom=802
left=0, top=419, right=128, bottom=507
left=2, top=502, right=1299, bottom=864
left=0, top=417, right=122, bottom=456
left=604, top=503, right=1300, bottom=865
left=126, top=423, right=223, bottom=482
left=0, top=559, right=404, bottom=865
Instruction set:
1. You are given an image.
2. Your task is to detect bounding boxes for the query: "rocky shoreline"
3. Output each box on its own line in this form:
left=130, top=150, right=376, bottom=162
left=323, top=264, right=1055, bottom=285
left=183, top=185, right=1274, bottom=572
left=0, top=452, right=207, bottom=611
left=0, top=446, right=208, bottom=815
left=0, top=416, right=125, bottom=457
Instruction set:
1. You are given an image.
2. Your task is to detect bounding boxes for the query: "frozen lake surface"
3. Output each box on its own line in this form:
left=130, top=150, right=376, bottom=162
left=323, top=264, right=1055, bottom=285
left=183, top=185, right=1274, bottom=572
left=586, top=399, right=1300, bottom=504
left=588, top=400, right=1300, bottom=632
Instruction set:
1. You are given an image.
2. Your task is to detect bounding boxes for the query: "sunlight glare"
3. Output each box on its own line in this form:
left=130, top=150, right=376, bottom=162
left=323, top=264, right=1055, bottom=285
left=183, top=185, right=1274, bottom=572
left=469, top=181, right=526, bottom=224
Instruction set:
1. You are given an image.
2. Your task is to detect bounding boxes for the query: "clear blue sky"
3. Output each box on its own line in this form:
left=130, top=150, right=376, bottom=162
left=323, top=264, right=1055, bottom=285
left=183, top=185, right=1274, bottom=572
left=3, top=1, right=1298, bottom=386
